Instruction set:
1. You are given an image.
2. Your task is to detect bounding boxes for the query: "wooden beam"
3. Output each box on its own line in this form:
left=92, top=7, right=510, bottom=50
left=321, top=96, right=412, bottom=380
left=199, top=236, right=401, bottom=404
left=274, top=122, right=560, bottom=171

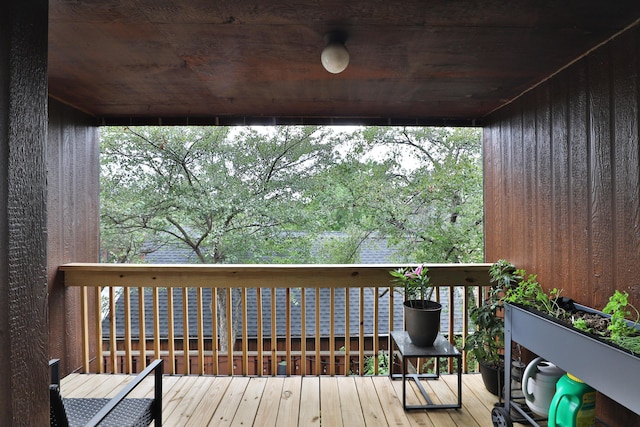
left=60, top=263, right=491, bottom=289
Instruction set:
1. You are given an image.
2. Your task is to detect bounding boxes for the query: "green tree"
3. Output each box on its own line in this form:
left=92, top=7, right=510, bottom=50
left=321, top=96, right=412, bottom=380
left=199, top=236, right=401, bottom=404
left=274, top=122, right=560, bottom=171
left=100, top=126, right=341, bottom=263
left=100, top=125, right=340, bottom=348
left=302, top=126, right=483, bottom=263
left=357, top=126, right=483, bottom=263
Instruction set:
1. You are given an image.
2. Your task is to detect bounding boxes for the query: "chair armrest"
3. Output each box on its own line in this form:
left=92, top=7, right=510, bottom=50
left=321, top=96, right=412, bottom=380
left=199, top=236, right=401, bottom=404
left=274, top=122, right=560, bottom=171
left=85, top=359, right=163, bottom=427
left=49, top=359, right=61, bottom=386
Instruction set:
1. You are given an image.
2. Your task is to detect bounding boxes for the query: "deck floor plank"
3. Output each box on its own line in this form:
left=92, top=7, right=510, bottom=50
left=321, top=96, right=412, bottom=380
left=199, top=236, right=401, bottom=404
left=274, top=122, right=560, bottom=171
left=230, top=377, right=267, bottom=427
left=162, top=376, right=210, bottom=426
left=209, top=376, right=251, bottom=426
left=320, top=376, right=344, bottom=426
left=185, top=376, right=233, bottom=427
left=337, top=377, right=367, bottom=426
left=371, top=376, right=416, bottom=426
left=57, top=373, right=88, bottom=392
left=277, top=376, right=303, bottom=427
left=463, top=373, right=501, bottom=410
left=388, top=378, right=439, bottom=427
left=59, top=373, right=496, bottom=426
left=253, top=376, right=284, bottom=427
left=298, top=376, right=321, bottom=426
left=427, top=376, right=480, bottom=427
left=64, top=374, right=130, bottom=398
left=442, top=374, right=494, bottom=427
left=353, top=376, right=388, bottom=427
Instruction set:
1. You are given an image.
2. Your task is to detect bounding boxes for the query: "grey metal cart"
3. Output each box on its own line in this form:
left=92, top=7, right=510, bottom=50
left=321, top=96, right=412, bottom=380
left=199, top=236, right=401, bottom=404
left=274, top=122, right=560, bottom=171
left=492, top=302, right=640, bottom=426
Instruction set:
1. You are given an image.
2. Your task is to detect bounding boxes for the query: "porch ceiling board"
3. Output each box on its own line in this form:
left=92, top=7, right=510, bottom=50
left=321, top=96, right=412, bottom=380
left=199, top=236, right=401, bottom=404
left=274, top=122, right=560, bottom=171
left=48, top=1, right=640, bottom=125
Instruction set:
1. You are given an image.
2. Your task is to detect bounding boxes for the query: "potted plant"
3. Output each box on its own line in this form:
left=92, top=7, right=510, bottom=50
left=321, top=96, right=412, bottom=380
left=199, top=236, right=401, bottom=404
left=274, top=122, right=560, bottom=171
left=390, top=264, right=441, bottom=347
left=464, top=259, right=521, bottom=395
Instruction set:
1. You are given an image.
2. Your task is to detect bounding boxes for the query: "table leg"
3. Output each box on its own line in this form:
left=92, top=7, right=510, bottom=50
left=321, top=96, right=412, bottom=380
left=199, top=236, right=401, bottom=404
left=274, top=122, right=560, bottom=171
left=402, top=357, right=407, bottom=409
left=457, top=355, right=462, bottom=408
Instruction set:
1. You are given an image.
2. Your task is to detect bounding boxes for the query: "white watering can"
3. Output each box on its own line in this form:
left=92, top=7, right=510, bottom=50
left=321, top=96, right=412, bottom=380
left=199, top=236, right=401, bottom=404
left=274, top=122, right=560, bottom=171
left=521, top=357, right=565, bottom=417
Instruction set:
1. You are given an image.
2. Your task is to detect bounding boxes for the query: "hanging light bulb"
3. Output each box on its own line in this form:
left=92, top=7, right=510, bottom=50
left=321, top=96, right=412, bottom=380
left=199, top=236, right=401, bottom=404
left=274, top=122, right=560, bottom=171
left=321, top=31, right=349, bottom=74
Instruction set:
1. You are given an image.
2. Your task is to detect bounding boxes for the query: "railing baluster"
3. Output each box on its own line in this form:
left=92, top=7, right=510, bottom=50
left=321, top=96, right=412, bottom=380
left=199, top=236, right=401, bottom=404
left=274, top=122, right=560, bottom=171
left=197, top=287, right=204, bottom=374
left=389, top=283, right=394, bottom=371
left=449, top=286, right=455, bottom=345
left=96, top=285, right=103, bottom=374
left=270, top=287, right=277, bottom=375
left=182, top=287, right=190, bottom=375
left=124, top=287, right=132, bottom=373
left=285, top=287, right=291, bottom=375
left=81, top=286, right=89, bottom=372
left=152, top=288, right=160, bottom=362
left=462, top=285, right=469, bottom=373
left=226, top=288, right=233, bottom=375
left=344, top=287, right=350, bottom=377
left=211, top=288, right=218, bottom=375
left=448, top=285, right=455, bottom=373
left=167, top=287, right=175, bottom=374
left=315, top=288, right=320, bottom=375
left=329, top=288, right=335, bottom=376
left=257, top=288, right=263, bottom=375
left=109, top=286, right=116, bottom=373
left=373, top=287, right=379, bottom=375
left=300, top=288, right=306, bottom=376
left=359, top=287, right=364, bottom=375
left=241, top=287, right=248, bottom=375
left=138, top=287, right=146, bottom=371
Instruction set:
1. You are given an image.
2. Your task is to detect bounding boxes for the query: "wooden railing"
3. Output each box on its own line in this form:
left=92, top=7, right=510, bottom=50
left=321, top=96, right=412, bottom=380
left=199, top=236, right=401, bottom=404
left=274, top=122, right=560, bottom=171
left=60, top=263, right=491, bottom=376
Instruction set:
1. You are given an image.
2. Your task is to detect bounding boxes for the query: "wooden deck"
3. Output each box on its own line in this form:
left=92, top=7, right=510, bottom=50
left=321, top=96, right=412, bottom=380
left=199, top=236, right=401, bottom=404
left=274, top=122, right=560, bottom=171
left=60, top=373, right=499, bottom=426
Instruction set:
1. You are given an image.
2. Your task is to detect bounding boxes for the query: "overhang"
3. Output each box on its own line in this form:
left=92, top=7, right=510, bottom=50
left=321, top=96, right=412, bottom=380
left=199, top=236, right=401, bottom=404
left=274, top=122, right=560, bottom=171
left=49, top=1, right=640, bottom=126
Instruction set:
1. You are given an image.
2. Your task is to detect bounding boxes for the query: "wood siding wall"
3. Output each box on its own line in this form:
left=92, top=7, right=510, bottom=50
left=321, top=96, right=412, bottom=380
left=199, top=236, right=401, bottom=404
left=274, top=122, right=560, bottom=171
left=484, top=23, right=640, bottom=426
left=0, top=1, right=49, bottom=424
left=47, top=99, right=100, bottom=374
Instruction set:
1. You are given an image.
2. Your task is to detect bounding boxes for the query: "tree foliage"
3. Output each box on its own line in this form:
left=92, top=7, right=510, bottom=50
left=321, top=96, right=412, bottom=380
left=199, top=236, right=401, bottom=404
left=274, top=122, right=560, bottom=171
left=307, top=126, right=484, bottom=263
left=101, top=126, right=340, bottom=264
left=100, top=125, right=483, bottom=264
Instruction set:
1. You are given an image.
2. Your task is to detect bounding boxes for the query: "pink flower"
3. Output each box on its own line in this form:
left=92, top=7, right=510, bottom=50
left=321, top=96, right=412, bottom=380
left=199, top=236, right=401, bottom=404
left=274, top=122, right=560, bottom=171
left=405, top=265, right=423, bottom=279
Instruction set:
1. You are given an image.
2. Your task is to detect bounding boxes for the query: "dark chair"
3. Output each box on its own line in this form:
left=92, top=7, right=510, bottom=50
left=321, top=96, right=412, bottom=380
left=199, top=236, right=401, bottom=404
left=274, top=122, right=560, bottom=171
left=49, top=359, right=163, bottom=427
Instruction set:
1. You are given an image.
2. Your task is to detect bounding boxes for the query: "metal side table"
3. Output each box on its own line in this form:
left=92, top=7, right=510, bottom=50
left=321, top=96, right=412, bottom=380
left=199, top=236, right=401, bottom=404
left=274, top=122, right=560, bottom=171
left=390, top=331, right=462, bottom=410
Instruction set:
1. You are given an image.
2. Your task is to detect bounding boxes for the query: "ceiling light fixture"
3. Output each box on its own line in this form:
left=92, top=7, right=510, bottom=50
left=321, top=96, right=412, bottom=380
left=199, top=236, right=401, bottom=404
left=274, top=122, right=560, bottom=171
left=321, top=31, right=349, bottom=74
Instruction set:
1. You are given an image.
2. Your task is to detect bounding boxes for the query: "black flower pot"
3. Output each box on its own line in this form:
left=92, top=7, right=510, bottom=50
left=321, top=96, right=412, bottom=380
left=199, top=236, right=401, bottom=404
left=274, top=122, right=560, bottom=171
left=403, top=300, right=442, bottom=347
left=479, top=359, right=504, bottom=396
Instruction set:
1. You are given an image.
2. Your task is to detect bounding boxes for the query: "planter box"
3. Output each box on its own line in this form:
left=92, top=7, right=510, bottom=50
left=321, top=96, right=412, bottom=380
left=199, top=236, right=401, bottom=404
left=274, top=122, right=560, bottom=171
left=504, top=302, right=640, bottom=415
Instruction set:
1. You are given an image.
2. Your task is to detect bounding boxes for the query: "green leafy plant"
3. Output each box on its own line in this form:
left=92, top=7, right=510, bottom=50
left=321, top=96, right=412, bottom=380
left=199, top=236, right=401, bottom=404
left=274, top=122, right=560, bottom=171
left=572, top=317, right=589, bottom=332
left=504, top=274, right=640, bottom=355
left=613, top=335, right=640, bottom=354
left=464, top=260, right=521, bottom=367
left=502, top=270, right=563, bottom=316
left=603, top=290, right=640, bottom=342
left=364, top=351, right=389, bottom=375
left=389, top=264, right=433, bottom=307
left=569, top=291, right=640, bottom=354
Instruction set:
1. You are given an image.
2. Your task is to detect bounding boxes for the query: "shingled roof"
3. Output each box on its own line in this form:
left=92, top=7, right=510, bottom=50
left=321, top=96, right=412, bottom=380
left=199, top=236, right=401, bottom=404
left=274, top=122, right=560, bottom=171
left=103, top=286, right=468, bottom=340
left=142, top=232, right=399, bottom=264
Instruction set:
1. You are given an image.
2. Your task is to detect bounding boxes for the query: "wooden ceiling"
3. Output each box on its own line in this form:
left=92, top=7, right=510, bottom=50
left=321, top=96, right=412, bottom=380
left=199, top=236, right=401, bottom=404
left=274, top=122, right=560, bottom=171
left=48, top=1, right=640, bottom=126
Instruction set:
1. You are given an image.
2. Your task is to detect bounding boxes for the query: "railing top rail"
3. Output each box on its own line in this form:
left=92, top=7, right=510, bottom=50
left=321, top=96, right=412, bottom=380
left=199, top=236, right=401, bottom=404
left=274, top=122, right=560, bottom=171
left=60, top=263, right=491, bottom=289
